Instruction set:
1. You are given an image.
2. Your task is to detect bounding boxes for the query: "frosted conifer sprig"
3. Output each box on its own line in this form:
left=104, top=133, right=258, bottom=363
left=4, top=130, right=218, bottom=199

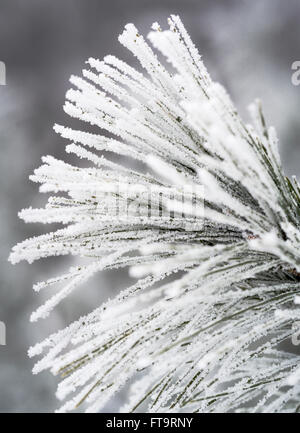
left=9, top=15, right=300, bottom=412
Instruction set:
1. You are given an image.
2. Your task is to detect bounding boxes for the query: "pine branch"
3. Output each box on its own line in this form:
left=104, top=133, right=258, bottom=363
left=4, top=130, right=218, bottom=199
left=9, top=15, right=300, bottom=413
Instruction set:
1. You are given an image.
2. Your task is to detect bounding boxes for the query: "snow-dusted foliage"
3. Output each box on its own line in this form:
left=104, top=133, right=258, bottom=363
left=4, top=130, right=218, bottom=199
left=9, top=16, right=300, bottom=412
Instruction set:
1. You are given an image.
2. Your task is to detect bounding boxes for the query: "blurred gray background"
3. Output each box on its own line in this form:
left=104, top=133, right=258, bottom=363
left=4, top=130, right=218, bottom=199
left=0, top=0, right=299, bottom=412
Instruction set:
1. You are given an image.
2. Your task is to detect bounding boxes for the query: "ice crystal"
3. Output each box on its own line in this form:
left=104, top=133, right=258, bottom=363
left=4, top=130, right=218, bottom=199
left=9, top=15, right=300, bottom=413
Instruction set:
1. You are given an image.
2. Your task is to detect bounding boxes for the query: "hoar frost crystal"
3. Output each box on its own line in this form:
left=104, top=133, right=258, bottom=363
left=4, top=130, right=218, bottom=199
left=10, top=16, right=300, bottom=413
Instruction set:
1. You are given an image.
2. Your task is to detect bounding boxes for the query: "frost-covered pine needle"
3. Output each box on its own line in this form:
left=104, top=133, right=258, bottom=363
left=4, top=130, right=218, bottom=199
left=9, top=15, right=300, bottom=413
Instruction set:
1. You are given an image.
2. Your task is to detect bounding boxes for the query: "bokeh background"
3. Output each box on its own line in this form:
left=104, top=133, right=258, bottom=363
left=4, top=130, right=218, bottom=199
left=0, top=0, right=299, bottom=412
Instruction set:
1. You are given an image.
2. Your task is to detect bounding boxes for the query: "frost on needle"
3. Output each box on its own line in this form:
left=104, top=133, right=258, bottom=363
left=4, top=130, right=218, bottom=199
left=9, top=15, right=300, bottom=412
